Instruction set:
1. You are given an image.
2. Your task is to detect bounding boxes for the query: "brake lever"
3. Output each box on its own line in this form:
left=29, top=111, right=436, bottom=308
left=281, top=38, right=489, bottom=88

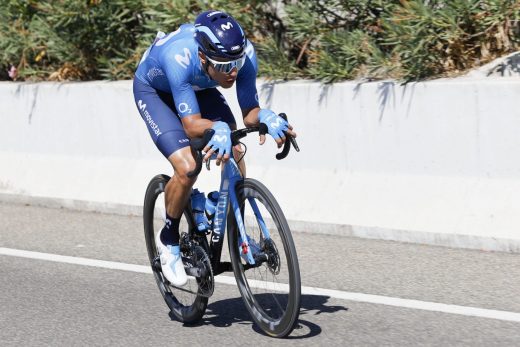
left=289, top=136, right=300, bottom=152
left=275, top=113, right=300, bottom=160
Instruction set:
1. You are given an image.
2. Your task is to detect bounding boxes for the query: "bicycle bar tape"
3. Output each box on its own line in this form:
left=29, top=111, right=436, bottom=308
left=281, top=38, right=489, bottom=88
left=276, top=113, right=300, bottom=160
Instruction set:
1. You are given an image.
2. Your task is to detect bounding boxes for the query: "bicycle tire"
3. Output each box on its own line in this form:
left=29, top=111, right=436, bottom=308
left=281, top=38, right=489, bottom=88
left=227, top=178, right=301, bottom=337
left=143, top=174, right=208, bottom=323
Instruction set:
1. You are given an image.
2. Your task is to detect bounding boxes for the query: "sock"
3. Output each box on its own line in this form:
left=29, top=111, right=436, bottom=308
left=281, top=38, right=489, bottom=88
left=161, top=214, right=181, bottom=246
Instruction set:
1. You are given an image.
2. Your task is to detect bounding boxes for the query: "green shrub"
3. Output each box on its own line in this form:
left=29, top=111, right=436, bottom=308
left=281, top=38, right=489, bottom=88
left=1, top=0, right=519, bottom=82
left=0, top=0, right=146, bottom=80
left=382, top=0, right=520, bottom=80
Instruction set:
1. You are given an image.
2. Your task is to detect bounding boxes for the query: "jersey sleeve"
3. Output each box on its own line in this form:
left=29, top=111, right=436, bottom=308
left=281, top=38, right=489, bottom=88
left=236, top=41, right=260, bottom=112
left=160, top=45, right=201, bottom=118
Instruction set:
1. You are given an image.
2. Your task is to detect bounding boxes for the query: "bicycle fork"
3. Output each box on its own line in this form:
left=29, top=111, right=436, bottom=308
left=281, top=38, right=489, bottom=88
left=228, top=179, right=271, bottom=266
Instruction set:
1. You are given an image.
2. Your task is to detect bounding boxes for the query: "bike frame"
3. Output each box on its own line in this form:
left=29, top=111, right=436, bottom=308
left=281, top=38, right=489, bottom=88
left=203, top=157, right=271, bottom=271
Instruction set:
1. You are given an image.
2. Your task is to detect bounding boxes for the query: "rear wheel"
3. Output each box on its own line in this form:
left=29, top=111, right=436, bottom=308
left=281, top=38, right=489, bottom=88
left=228, top=178, right=301, bottom=337
left=143, top=174, right=208, bottom=323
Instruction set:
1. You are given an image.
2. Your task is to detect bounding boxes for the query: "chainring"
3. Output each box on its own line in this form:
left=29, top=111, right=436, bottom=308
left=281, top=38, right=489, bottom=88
left=189, top=244, right=214, bottom=298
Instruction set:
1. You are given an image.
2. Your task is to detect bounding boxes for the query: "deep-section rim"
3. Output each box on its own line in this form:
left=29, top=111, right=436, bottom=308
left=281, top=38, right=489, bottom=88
left=143, top=174, right=208, bottom=323
left=228, top=178, right=301, bottom=337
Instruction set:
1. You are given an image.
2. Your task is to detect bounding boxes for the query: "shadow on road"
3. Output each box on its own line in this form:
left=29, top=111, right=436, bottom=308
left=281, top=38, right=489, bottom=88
left=174, top=294, right=348, bottom=339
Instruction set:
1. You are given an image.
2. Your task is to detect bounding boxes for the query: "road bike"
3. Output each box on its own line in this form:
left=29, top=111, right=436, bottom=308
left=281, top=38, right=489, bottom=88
left=143, top=115, right=301, bottom=337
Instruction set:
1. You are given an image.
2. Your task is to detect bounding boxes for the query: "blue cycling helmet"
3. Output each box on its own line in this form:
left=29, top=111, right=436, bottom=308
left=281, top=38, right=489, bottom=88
left=194, top=10, right=246, bottom=60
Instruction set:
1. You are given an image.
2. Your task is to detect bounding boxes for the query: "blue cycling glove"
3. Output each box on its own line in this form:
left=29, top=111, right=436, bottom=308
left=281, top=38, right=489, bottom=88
left=206, top=121, right=232, bottom=157
left=258, top=109, right=289, bottom=140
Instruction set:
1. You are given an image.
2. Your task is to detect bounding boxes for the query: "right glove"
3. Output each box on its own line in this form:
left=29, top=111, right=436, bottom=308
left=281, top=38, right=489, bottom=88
left=206, top=121, right=232, bottom=157
left=258, top=109, right=289, bottom=141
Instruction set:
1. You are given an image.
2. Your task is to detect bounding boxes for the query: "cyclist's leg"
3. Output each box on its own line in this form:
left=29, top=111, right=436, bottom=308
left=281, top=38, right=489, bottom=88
left=195, top=88, right=246, bottom=177
left=133, top=78, right=197, bottom=240
left=163, top=147, right=197, bottom=218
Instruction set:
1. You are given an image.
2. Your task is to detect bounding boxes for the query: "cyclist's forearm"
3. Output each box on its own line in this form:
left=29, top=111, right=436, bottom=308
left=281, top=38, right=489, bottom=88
left=181, top=114, right=215, bottom=138
left=242, top=107, right=260, bottom=128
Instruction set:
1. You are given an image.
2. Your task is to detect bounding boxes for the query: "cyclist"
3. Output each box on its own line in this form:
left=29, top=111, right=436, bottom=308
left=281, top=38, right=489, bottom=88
left=133, top=10, right=297, bottom=286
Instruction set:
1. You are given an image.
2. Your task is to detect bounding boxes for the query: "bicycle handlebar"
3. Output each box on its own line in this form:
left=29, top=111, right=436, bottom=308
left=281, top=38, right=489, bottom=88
left=275, top=113, right=300, bottom=160
left=187, top=113, right=299, bottom=178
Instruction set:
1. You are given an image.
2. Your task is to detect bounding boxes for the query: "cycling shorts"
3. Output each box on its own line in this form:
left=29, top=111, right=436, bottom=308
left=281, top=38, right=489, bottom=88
left=133, top=78, right=237, bottom=158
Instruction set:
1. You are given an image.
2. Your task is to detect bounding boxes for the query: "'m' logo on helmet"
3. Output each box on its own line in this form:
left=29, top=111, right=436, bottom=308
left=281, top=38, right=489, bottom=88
left=221, top=22, right=233, bottom=31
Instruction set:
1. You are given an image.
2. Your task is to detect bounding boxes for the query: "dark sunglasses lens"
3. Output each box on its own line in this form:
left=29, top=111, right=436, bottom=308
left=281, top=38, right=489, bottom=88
left=212, top=60, right=238, bottom=73
left=216, top=64, right=229, bottom=73
left=237, top=58, right=244, bottom=70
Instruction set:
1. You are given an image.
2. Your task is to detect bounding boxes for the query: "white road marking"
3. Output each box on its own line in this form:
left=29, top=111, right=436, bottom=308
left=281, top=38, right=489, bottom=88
left=1, top=247, right=520, bottom=323
left=0, top=247, right=152, bottom=273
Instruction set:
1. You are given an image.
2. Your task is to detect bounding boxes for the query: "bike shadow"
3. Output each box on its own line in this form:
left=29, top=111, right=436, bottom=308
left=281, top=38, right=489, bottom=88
left=173, top=294, right=349, bottom=339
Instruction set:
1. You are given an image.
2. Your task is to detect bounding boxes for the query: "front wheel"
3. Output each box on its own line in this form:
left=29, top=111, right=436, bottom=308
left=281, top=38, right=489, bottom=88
left=228, top=178, right=301, bottom=337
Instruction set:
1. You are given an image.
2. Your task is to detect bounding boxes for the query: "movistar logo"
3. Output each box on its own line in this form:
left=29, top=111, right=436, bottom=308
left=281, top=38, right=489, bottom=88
left=270, top=117, right=283, bottom=128
left=137, top=100, right=161, bottom=137
left=266, top=114, right=283, bottom=128
left=221, top=22, right=233, bottom=31
left=175, top=48, right=192, bottom=69
left=213, top=135, right=228, bottom=143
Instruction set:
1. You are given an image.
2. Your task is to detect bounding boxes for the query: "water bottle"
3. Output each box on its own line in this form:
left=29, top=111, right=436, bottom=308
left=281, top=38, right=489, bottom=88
left=191, top=189, right=209, bottom=232
left=205, top=191, right=219, bottom=223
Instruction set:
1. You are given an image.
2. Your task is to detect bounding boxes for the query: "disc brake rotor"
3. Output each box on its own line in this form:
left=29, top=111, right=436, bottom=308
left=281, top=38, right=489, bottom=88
left=264, top=239, right=281, bottom=275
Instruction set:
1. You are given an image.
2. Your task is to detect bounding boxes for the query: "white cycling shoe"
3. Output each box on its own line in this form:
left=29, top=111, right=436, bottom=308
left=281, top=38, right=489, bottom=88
left=155, top=229, right=188, bottom=287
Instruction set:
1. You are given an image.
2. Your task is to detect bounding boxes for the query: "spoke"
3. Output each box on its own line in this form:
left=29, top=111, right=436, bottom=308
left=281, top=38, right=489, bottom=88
left=237, top=185, right=298, bottom=330
left=269, top=292, right=285, bottom=316
left=246, top=257, right=287, bottom=318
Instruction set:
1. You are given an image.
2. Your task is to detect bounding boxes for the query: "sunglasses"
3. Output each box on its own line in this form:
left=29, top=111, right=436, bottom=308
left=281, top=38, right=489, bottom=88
left=206, top=55, right=245, bottom=74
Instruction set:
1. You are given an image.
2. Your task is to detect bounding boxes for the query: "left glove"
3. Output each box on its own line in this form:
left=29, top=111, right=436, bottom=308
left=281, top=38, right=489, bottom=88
left=258, top=109, right=289, bottom=140
left=206, top=121, right=232, bottom=157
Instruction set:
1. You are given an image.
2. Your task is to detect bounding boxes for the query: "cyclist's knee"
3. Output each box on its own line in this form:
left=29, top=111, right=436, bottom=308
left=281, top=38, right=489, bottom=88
left=175, top=165, right=197, bottom=187
left=168, top=147, right=197, bottom=186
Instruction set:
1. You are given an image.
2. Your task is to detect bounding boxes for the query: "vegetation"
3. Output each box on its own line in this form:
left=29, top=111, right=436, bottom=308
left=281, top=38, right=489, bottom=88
left=1, top=0, right=519, bottom=82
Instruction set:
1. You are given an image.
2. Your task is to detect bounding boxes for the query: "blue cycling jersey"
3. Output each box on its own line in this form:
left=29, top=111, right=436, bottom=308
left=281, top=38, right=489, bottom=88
left=135, top=23, right=259, bottom=118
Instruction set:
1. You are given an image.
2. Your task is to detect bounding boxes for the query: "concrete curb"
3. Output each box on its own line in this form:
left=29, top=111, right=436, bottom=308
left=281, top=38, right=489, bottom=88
left=2, top=193, right=518, bottom=254
left=2, top=80, right=520, bottom=253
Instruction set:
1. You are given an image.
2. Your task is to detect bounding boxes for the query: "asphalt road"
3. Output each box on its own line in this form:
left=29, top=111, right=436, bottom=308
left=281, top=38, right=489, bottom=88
left=1, top=202, right=520, bottom=346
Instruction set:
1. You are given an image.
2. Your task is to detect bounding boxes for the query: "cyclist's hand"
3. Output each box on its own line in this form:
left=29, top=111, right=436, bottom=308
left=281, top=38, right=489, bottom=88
left=203, top=121, right=232, bottom=166
left=258, top=109, right=297, bottom=148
